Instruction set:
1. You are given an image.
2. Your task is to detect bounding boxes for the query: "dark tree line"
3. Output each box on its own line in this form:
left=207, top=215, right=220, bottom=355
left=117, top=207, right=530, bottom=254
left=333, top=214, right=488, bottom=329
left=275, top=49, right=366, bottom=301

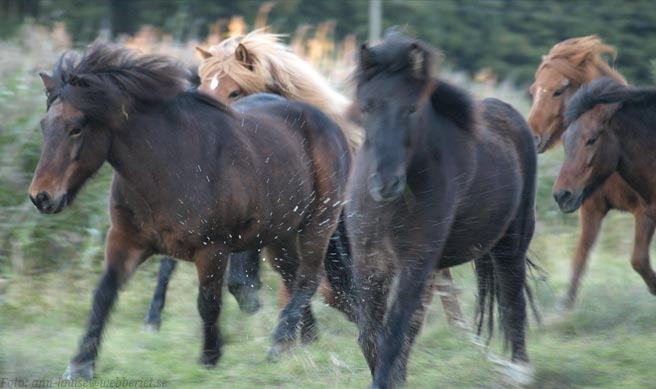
left=2, top=0, right=656, bottom=85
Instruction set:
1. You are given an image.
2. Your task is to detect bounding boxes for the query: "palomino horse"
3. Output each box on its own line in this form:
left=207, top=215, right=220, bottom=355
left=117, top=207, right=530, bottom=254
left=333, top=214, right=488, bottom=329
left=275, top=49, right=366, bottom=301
left=528, top=35, right=654, bottom=309
left=348, top=34, right=537, bottom=388
left=195, top=30, right=466, bottom=327
left=29, top=43, right=351, bottom=379
left=554, top=79, right=656, bottom=298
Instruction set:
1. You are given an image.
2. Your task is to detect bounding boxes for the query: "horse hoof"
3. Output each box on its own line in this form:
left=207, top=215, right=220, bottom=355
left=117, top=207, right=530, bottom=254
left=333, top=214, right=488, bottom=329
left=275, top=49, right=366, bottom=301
left=232, top=288, right=262, bottom=314
left=267, top=340, right=294, bottom=362
left=495, top=361, right=534, bottom=387
left=143, top=321, right=161, bottom=332
left=555, top=297, right=574, bottom=313
left=199, top=351, right=221, bottom=368
left=63, top=361, right=94, bottom=380
left=239, top=296, right=262, bottom=314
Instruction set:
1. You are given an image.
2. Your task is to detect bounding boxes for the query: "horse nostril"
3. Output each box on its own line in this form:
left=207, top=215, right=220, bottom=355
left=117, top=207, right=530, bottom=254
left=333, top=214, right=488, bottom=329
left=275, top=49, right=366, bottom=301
left=553, top=190, right=572, bottom=205
left=391, top=175, right=406, bottom=194
left=31, top=191, right=52, bottom=211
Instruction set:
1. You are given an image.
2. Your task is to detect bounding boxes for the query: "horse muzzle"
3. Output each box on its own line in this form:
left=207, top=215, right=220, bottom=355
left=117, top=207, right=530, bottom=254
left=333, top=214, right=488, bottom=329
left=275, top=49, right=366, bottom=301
left=368, top=172, right=407, bottom=203
left=29, top=191, right=69, bottom=214
left=553, top=189, right=583, bottom=214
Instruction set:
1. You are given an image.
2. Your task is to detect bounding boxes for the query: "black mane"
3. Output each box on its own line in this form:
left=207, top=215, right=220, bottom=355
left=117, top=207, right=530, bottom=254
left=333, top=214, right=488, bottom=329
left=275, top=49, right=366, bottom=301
left=49, top=42, right=190, bottom=124
left=566, top=77, right=656, bottom=124
left=430, top=80, right=477, bottom=133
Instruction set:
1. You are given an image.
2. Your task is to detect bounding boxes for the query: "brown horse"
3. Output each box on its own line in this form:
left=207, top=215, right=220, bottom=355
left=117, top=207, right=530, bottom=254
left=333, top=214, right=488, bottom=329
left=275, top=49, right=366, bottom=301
left=528, top=35, right=653, bottom=308
left=554, top=78, right=656, bottom=297
left=29, top=43, right=350, bottom=379
left=349, top=34, right=537, bottom=388
left=196, top=30, right=466, bottom=327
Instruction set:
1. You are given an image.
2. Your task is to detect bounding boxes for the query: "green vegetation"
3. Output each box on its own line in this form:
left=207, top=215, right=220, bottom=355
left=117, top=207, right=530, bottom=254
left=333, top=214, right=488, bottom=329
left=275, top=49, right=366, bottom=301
left=3, top=0, right=656, bottom=85
left=2, top=21, right=656, bottom=389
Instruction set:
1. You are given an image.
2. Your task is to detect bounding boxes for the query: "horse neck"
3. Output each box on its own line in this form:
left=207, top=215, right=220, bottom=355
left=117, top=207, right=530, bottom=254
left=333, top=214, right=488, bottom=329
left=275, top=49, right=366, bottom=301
left=613, top=112, right=656, bottom=203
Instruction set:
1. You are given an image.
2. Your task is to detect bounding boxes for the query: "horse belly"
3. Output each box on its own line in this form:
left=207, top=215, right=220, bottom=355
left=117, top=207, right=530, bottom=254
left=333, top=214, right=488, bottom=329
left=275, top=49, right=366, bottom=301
left=440, top=175, right=521, bottom=267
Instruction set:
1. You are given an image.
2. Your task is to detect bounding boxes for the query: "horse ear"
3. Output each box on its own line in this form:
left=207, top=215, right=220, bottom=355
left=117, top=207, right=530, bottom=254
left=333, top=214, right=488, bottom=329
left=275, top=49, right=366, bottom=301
left=408, top=43, right=427, bottom=79
left=235, top=43, right=253, bottom=70
left=360, top=43, right=376, bottom=70
left=196, top=46, right=212, bottom=60
left=39, top=72, right=54, bottom=91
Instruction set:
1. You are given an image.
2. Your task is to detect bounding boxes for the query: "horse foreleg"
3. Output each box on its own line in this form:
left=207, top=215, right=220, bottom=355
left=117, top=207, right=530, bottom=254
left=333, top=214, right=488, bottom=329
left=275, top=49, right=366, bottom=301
left=630, top=211, right=656, bottom=294
left=144, top=257, right=177, bottom=331
left=227, top=250, right=262, bottom=314
left=194, top=246, right=229, bottom=368
left=561, top=198, right=606, bottom=310
left=353, top=263, right=392, bottom=376
left=65, top=228, right=150, bottom=380
left=373, top=253, right=435, bottom=389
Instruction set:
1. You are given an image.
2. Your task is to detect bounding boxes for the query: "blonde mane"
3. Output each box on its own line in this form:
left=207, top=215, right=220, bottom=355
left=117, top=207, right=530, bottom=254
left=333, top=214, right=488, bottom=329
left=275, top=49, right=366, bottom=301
left=536, top=35, right=626, bottom=85
left=198, top=31, right=362, bottom=150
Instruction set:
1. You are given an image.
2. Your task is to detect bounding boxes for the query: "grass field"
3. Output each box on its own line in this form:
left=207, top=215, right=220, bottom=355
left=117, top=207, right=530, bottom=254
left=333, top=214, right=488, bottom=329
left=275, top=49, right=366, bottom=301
left=2, top=25, right=656, bottom=389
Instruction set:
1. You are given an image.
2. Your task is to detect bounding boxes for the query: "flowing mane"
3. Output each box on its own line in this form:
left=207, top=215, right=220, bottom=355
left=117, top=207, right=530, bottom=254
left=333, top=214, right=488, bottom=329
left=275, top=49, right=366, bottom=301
left=536, top=35, right=626, bottom=85
left=198, top=31, right=362, bottom=149
left=48, top=42, right=190, bottom=125
left=566, top=77, right=656, bottom=124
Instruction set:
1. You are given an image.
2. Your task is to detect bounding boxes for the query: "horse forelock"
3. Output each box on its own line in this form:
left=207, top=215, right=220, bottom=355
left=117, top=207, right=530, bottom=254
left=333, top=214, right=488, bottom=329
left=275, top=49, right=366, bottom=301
left=50, top=42, right=189, bottom=126
left=536, top=35, right=624, bottom=85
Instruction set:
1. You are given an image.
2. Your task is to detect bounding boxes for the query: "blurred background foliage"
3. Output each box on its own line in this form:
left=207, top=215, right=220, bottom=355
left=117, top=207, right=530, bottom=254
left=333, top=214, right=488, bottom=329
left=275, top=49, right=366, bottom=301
left=3, top=0, right=656, bottom=85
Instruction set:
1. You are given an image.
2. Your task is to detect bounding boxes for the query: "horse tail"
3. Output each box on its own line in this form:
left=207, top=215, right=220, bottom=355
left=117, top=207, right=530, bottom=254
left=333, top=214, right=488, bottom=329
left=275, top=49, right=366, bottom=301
left=474, top=254, right=543, bottom=347
left=474, top=254, right=496, bottom=346
left=323, top=210, right=356, bottom=322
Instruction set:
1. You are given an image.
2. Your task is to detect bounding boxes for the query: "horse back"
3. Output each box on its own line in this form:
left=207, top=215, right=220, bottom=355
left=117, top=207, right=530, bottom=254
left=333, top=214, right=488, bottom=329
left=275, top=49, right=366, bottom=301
left=440, top=99, right=537, bottom=266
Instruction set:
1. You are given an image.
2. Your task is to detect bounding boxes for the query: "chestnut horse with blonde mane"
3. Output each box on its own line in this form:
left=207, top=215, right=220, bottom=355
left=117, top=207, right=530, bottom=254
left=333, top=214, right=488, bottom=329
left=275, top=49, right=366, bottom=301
left=528, top=36, right=656, bottom=309
left=195, top=30, right=466, bottom=326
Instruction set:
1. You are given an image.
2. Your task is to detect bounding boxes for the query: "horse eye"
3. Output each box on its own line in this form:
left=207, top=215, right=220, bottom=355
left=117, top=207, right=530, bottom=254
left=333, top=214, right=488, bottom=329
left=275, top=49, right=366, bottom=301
left=408, top=106, right=416, bottom=115
left=69, top=127, right=82, bottom=137
left=585, top=138, right=596, bottom=146
left=228, top=90, right=242, bottom=100
left=553, top=88, right=565, bottom=97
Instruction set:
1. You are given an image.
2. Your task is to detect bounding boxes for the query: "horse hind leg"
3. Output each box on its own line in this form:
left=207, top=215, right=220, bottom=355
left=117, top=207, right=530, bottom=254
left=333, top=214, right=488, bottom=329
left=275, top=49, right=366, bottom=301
left=488, top=223, right=534, bottom=385
left=560, top=198, right=606, bottom=311
left=433, top=269, right=467, bottom=328
left=630, top=211, right=656, bottom=295
left=265, top=238, right=308, bottom=360
left=144, top=257, right=177, bottom=331
left=227, top=250, right=262, bottom=314
left=194, top=246, right=229, bottom=368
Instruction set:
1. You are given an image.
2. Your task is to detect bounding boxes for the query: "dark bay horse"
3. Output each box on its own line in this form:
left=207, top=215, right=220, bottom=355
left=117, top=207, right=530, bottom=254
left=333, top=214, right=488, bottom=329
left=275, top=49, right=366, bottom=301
left=347, top=34, right=537, bottom=388
left=28, top=43, right=351, bottom=379
left=554, top=78, right=656, bottom=291
left=528, top=35, right=652, bottom=309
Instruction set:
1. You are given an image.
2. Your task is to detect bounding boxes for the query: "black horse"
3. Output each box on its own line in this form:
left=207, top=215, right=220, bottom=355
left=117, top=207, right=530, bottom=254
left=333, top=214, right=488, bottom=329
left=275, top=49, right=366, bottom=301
left=29, top=44, right=351, bottom=379
left=347, top=34, right=537, bottom=388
